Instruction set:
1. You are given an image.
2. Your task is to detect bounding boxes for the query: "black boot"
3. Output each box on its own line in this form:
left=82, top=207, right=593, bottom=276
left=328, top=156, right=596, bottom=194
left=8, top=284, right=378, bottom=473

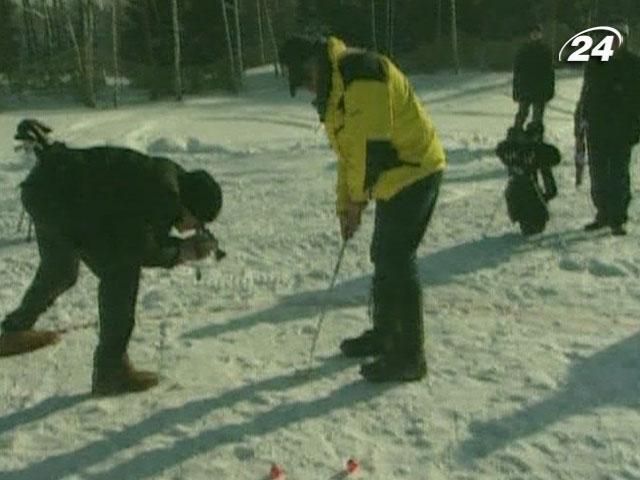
left=611, top=224, right=627, bottom=236
left=360, top=264, right=427, bottom=383
left=92, top=351, right=159, bottom=396
left=340, top=329, right=383, bottom=358
left=360, top=355, right=427, bottom=382
left=584, top=219, right=607, bottom=231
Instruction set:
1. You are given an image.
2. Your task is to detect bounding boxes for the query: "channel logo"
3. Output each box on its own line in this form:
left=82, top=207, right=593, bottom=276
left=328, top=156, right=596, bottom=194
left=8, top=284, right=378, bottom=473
left=559, top=26, right=624, bottom=63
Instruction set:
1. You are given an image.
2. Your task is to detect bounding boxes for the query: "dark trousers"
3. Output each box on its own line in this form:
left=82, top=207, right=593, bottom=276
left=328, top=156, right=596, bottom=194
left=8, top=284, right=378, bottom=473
left=587, top=135, right=632, bottom=226
left=370, top=172, right=442, bottom=361
left=515, top=101, right=546, bottom=129
left=2, top=222, right=141, bottom=370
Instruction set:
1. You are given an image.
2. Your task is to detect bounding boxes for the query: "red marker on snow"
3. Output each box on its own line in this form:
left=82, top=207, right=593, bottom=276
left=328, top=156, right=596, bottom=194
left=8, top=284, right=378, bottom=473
left=269, top=463, right=285, bottom=479
left=346, top=458, right=359, bottom=474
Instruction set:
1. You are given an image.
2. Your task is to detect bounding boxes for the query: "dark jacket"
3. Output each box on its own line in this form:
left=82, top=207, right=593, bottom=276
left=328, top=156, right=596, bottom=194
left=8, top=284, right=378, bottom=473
left=513, top=40, right=555, bottom=103
left=575, top=47, right=640, bottom=144
left=21, top=143, right=184, bottom=269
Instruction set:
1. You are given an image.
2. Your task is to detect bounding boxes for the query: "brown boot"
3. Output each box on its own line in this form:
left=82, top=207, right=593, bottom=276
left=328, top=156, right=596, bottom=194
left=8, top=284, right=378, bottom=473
left=0, top=330, right=61, bottom=357
left=92, top=353, right=159, bottom=396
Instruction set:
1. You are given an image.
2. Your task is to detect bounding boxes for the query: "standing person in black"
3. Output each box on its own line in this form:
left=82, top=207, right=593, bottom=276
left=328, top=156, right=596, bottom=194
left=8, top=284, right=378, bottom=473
left=513, top=24, right=555, bottom=130
left=0, top=119, right=223, bottom=395
left=575, top=20, right=640, bottom=236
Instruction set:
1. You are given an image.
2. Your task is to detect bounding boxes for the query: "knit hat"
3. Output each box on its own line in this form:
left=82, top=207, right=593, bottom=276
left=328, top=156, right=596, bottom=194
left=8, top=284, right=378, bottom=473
left=179, top=170, right=222, bottom=223
left=279, top=34, right=326, bottom=97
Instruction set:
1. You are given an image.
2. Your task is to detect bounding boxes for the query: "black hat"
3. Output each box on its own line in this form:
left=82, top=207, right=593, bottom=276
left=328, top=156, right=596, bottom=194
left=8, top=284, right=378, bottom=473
left=279, top=34, right=326, bottom=97
left=180, top=170, right=222, bottom=223
left=14, top=119, right=52, bottom=145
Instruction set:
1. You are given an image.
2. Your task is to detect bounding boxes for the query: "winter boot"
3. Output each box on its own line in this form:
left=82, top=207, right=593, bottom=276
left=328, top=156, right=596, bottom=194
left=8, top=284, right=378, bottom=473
left=340, top=329, right=383, bottom=358
left=360, top=266, right=428, bottom=383
left=92, top=353, right=159, bottom=396
left=360, top=355, right=427, bottom=383
left=0, top=330, right=61, bottom=357
left=584, top=219, right=607, bottom=231
left=611, top=224, right=628, bottom=236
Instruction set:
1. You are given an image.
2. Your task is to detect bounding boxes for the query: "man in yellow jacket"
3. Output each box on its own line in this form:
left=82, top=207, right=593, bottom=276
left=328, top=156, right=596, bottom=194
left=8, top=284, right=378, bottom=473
left=280, top=35, right=446, bottom=382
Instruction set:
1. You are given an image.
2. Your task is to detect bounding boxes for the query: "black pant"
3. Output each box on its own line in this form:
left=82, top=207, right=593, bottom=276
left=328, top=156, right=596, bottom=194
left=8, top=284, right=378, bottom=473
left=587, top=135, right=632, bottom=226
left=515, top=101, right=546, bottom=129
left=2, top=222, right=141, bottom=370
left=370, top=172, right=442, bottom=361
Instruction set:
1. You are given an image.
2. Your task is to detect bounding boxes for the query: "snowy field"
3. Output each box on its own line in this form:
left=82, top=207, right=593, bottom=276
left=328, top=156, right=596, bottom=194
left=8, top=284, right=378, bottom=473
left=1, top=67, right=639, bottom=479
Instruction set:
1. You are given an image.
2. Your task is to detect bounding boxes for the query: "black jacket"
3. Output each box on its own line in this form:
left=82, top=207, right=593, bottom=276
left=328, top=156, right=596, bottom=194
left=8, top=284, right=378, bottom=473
left=21, top=143, right=184, bottom=268
left=576, top=48, right=640, bottom=144
left=513, top=40, right=555, bottom=103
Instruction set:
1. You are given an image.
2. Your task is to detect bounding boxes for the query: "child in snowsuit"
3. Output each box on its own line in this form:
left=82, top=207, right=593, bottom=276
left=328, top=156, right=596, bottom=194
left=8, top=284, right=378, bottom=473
left=496, top=122, right=560, bottom=236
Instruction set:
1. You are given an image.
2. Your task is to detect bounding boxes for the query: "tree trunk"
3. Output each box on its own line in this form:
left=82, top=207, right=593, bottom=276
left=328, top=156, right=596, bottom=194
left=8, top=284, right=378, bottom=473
left=370, top=0, right=377, bottom=51
left=233, top=0, right=243, bottom=81
left=171, top=0, right=183, bottom=100
left=262, top=0, right=279, bottom=76
left=63, top=2, right=84, bottom=99
left=257, top=0, right=265, bottom=64
left=220, top=0, right=237, bottom=89
left=141, top=0, right=159, bottom=99
left=82, top=0, right=96, bottom=107
left=22, top=0, right=36, bottom=59
left=112, top=0, right=120, bottom=107
left=385, top=0, right=392, bottom=56
left=450, top=0, right=460, bottom=74
left=435, top=0, right=442, bottom=47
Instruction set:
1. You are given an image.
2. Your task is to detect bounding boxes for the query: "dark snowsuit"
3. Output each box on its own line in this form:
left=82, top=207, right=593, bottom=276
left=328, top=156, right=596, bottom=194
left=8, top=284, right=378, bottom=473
left=513, top=40, right=555, bottom=129
left=2, top=143, right=187, bottom=372
left=497, top=132, right=561, bottom=235
left=575, top=48, right=640, bottom=227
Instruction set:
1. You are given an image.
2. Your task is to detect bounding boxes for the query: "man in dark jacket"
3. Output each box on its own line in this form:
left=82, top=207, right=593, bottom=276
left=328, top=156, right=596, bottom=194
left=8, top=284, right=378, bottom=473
left=575, top=20, right=640, bottom=236
left=0, top=119, right=223, bottom=395
left=513, top=24, right=555, bottom=129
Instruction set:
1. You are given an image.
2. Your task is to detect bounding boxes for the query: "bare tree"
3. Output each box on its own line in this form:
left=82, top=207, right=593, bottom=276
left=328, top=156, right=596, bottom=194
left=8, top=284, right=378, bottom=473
left=370, top=0, right=377, bottom=51
left=257, top=0, right=265, bottom=64
left=220, top=0, right=237, bottom=89
left=450, top=0, right=460, bottom=73
left=385, top=0, right=393, bottom=56
left=262, top=0, right=279, bottom=76
left=171, top=0, right=182, bottom=100
left=79, top=0, right=96, bottom=107
left=233, top=0, right=243, bottom=80
left=112, top=0, right=119, bottom=107
left=435, top=0, right=442, bottom=47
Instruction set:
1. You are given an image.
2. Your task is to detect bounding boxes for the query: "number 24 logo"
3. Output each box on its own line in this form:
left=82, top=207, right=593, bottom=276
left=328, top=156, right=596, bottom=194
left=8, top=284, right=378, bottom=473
left=559, top=26, right=624, bottom=63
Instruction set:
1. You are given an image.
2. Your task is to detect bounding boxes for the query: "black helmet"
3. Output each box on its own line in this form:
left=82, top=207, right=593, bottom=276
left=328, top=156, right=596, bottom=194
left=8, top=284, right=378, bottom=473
left=179, top=170, right=222, bottom=223
left=279, top=34, right=326, bottom=97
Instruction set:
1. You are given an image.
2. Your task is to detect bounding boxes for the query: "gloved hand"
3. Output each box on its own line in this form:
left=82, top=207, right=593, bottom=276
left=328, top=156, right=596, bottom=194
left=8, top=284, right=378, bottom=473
left=179, top=231, right=217, bottom=263
left=339, top=201, right=366, bottom=241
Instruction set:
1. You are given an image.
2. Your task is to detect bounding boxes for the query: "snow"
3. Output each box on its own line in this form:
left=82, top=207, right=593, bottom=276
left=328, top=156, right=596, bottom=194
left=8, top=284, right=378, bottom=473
left=1, top=66, right=640, bottom=479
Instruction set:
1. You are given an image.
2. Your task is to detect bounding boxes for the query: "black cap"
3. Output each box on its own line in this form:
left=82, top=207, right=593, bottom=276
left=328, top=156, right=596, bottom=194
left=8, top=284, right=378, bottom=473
left=279, top=34, right=326, bottom=97
left=180, top=170, right=222, bottom=223
left=15, top=119, right=52, bottom=144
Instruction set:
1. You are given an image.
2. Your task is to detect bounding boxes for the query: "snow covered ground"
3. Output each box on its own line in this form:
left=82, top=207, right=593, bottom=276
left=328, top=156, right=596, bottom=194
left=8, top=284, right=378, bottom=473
left=1, top=66, right=639, bottom=479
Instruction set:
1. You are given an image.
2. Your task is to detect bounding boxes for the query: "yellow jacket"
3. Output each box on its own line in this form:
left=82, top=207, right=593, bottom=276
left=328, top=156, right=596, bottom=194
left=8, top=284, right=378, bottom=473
left=322, top=37, right=446, bottom=214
